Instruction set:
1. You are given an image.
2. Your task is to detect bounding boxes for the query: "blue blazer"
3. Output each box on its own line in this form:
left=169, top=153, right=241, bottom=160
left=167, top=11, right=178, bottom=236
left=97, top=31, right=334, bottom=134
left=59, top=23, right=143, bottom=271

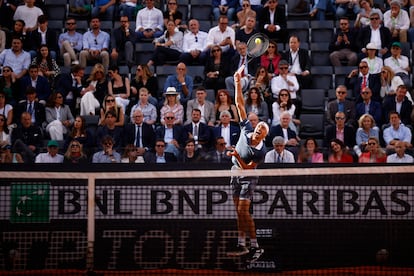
left=212, top=124, right=240, bottom=147
left=155, top=125, right=187, bottom=148
left=355, top=100, right=382, bottom=126
left=19, top=75, right=51, bottom=101
left=266, top=124, right=297, bottom=147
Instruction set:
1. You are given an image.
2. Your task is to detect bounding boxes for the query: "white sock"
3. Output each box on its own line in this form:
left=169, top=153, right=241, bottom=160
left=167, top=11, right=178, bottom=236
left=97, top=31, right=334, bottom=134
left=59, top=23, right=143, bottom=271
left=238, top=237, right=246, bottom=247
left=250, top=238, right=258, bottom=248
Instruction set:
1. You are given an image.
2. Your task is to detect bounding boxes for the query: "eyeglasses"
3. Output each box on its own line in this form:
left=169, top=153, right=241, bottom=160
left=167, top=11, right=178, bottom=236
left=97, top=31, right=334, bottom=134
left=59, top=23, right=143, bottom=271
left=368, top=142, right=377, bottom=145
left=165, top=116, right=174, bottom=120
left=279, top=66, right=288, bottom=70
left=335, top=117, right=345, bottom=120
left=66, top=22, right=76, bottom=25
left=106, top=99, right=115, bottom=102
left=370, top=17, right=379, bottom=20
left=156, top=144, right=165, bottom=147
left=359, top=66, right=368, bottom=69
left=71, top=144, right=80, bottom=148
left=280, top=94, right=288, bottom=97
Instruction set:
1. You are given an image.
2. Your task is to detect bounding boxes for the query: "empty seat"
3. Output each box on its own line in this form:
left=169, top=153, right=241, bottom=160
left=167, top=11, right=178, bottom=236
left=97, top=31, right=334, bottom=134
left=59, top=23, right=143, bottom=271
left=287, top=0, right=310, bottom=17
left=299, top=113, right=325, bottom=139
left=301, top=89, right=326, bottom=113
left=310, top=42, right=330, bottom=66
left=334, top=66, right=355, bottom=87
left=44, top=0, right=67, bottom=21
left=311, top=66, right=333, bottom=90
left=135, top=42, right=154, bottom=64
left=310, top=20, right=334, bottom=42
left=287, top=20, right=310, bottom=43
left=190, top=0, right=212, bottom=21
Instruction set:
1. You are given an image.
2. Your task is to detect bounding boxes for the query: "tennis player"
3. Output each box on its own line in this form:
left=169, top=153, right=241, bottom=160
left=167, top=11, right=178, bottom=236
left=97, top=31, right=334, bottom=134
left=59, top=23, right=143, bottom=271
left=226, top=67, right=268, bottom=263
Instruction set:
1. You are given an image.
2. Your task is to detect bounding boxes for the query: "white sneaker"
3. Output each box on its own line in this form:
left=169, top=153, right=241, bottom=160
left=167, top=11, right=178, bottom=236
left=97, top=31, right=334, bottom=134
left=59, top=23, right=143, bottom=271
left=246, top=247, right=264, bottom=263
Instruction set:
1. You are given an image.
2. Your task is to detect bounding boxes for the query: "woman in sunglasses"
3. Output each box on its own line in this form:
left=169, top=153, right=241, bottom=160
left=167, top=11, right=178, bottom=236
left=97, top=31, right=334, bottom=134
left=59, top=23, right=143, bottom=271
left=204, top=45, right=230, bottom=94
left=99, top=95, right=125, bottom=127
left=63, top=139, right=88, bottom=164
left=358, top=137, right=386, bottom=163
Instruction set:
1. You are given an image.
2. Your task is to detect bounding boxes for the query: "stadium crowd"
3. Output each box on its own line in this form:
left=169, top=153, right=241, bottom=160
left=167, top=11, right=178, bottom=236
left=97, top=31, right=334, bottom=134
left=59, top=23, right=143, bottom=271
left=0, top=0, right=414, bottom=164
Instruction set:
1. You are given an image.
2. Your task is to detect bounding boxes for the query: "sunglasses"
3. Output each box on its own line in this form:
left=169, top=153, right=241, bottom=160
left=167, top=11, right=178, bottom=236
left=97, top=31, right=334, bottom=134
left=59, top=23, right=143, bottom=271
left=120, top=20, right=128, bottom=23
left=66, top=22, right=76, bottom=25
left=268, top=45, right=275, bottom=48
left=368, top=142, right=377, bottom=145
left=218, top=143, right=226, bottom=146
left=279, top=66, right=288, bottom=70
left=335, top=117, right=345, bottom=120
left=280, top=94, right=289, bottom=96
left=106, top=99, right=115, bottom=102
left=243, top=4, right=249, bottom=7
left=337, top=91, right=346, bottom=94
left=361, top=91, right=370, bottom=95
left=71, top=144, right=80, bottom=148
left=359, top=66, right=368, bottom=69
left=260, top=70, right=266, bottom=73
left=136, top=68, right=142, bottom=71
left=156, top=144, right=165, bottom=147
left=381, top=71, right=388, bottom=74
left=165, top=116, right=174, bottom=120
left=212, top=49, right=221, bottom=52
left=2, top=69, right=10, bottom=72
left=370, top=17, right=379, bottom=20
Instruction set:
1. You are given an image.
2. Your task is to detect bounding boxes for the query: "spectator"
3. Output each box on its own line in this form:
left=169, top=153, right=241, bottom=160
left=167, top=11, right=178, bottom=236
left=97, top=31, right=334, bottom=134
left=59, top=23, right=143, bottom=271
left=212, top=110, right=241, bottom=148
left=163, top=0, right=184, bottom=29
left=379, top=65, right=404, bottom=100
left=215, top=89, right=239, bottom=125
left=235, top=16, right=258, bottom=44
left=336, top=0, right=360, bottom=19
left=383, top=0, right=409, bottom=42
left=355, top=87, right=382, bottom=125
left=383, top=111, right=412, bottom=151
left=129, top=64, right=158, bottom=108
left=155, top=111, right=186, bottom=157
left=124, top=108, right=156, bottom=153
left=121, top=144, right=144, bottom=163
left=0, top=37, right=31, bottom=80
left=180, top=19, right=208, bottom=66
left=183, top=108, right=212, bottom=151
left=356, top=10, right=391, bottom=59
left=135, top=0, right=164, bottom=41
left=213, top=0, right=237, bottom=21
left=324, top=111, right=356, bottom=149
left=383, top=84, right=412, bottom=125
left=20, top=64, right=51, bottom=103
left=79, top=63, right=108, bottom=116
left=270, top=60, right=300, bottom=105
left=260, top=40, right=281, bottom=76
left=329, top=17, right=358, bottom=66
left=354, top=114, right=380, bottom=154
left=92, top=135, right=121, bottom=163
left=111, top=16, right=138, bottom=67
left=249, top=66, right=272, bottom=112
left=204, top=136, right=232, bottom=163
left=266, top=111, right=299, bottom=151
left=234, top=0, right=256, bottom=29
left=59, top=18, right=83, bottom=67
left=45, top=92, right=74, bottom=141
left=13, top=0, right=43, bottom=33
left=345, top=60, right=381, bottom=102
left=271, top=88, right=298, bottom=133
left=14, top=87, right=45, bottom=127
left=79, top=17, right=110, bottom=70
left=0, top=144, right=24, bottom=163
left=118, top=0, right=139, bottom=21
left=147, top=20, right=183, bottom=66
left=35, top=140, right=64, bottom=163
left=328, top=138, right=354, bottom=163
left=358, top=136, right=387, bottom=163
left=29, top=15, right=58, bottom=60
left=6, top=20, right=29, bottom=50
left=282, top=35, right=311, bottom=89
left=98, top=95, right=125, bottom=127
left=309, top=0, right=336, bottom=21
left=130, top=87, right=157, bottom=125
left=0, top=91, right=13, bottom=126
left=245, top=87, right=269, bottom=123
left=298, top=137, right=324, bottom=163
left=0, top=114, right=10, bottom=148
left=11, top=112, right=43, bottom=163
left=107, top=65, right=130, bottom=113
left=160, top=87, right=184, bottom=125
left=205, top=15, right=236, bottom=57
left=0, top=29, right=5, bottom=54
left=204, top=46, right=230, bottom=93
left=186, top=86, right=215, bottom=126
left=248, top=111, right=259, bottom=126
left=361, top=43, right=383, bottom=74
left=225, top=42, right=259, bottom=97
left=0, top=66, right=18, bottom=107
left=63, top=139, right=88, bottom=164
left=0, top=0, right=18, bottom=31
left=179, top=138, right=204, bottom=163
left=387, top=140, right=414, bottom=163
left=264, top=136, right=295, bottom=163
left=95, top=110, right=124, bottom=151
left=92, top=0, right=116, bottom=20
left=144, top=138, right=177, bottom=163
left=64, top=115, right=95, bottom=153
left=258, top=0, right=287, bottom=43
left=384, top=41, right=411, bottom=88
left=164, top=63, right=193, bottom=106
left=55, top=65, right=85, bottom=113
left=354, top=0, right=378, bottom=29
left=31, top=44, right=61, bottom=86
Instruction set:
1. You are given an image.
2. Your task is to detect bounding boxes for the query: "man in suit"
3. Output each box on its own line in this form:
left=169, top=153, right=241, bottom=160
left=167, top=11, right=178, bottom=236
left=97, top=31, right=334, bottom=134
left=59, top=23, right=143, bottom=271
left=155, top=112, right=186, bottom=157
left=144, top=139, right=177, bottom=163
left=204, top=136, right=232, bottom=163
left=212, top=110, right=240, bottom=148
left=324, top=111, right=356, bottom=149
left=28, top=15, right=58, bottom=59
left=183, top=108, right=212, bottom=151
left=19, top=64, right=51, bottom=102
left=14, top=86, right=45, bottom=127
left=356, top=10, right=392, bottom=59
left=383, top=85, right=412, bottom=126
left=282, top=35, right=312, bottom=89
left=345, top=61, right=381, bottom=102
left=55, top=65, right=85, bottom=114
left=124, top=109, right=156, bottom=154
left=355, top=87, right=382, bottom=126
left=326, top=85, right=356, bottom=127
left=258, top=0, right=287, bottom=43
left=185, top=86, right=215, bottom=126
left=111, top=16, right=137, bottom=67
left=225, top=42, right=260, bottom=98
left=266, top=111, right=299, bottom=151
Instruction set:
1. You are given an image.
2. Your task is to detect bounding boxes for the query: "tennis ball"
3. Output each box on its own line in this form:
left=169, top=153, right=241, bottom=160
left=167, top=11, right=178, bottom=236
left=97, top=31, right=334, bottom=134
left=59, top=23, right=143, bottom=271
left=255, top=38, right=261, bottom=45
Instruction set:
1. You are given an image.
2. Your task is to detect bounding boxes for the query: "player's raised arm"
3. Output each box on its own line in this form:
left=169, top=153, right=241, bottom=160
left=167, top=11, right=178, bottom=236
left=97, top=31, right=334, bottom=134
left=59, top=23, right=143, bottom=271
left=234, top=67, right=247, bottom=121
